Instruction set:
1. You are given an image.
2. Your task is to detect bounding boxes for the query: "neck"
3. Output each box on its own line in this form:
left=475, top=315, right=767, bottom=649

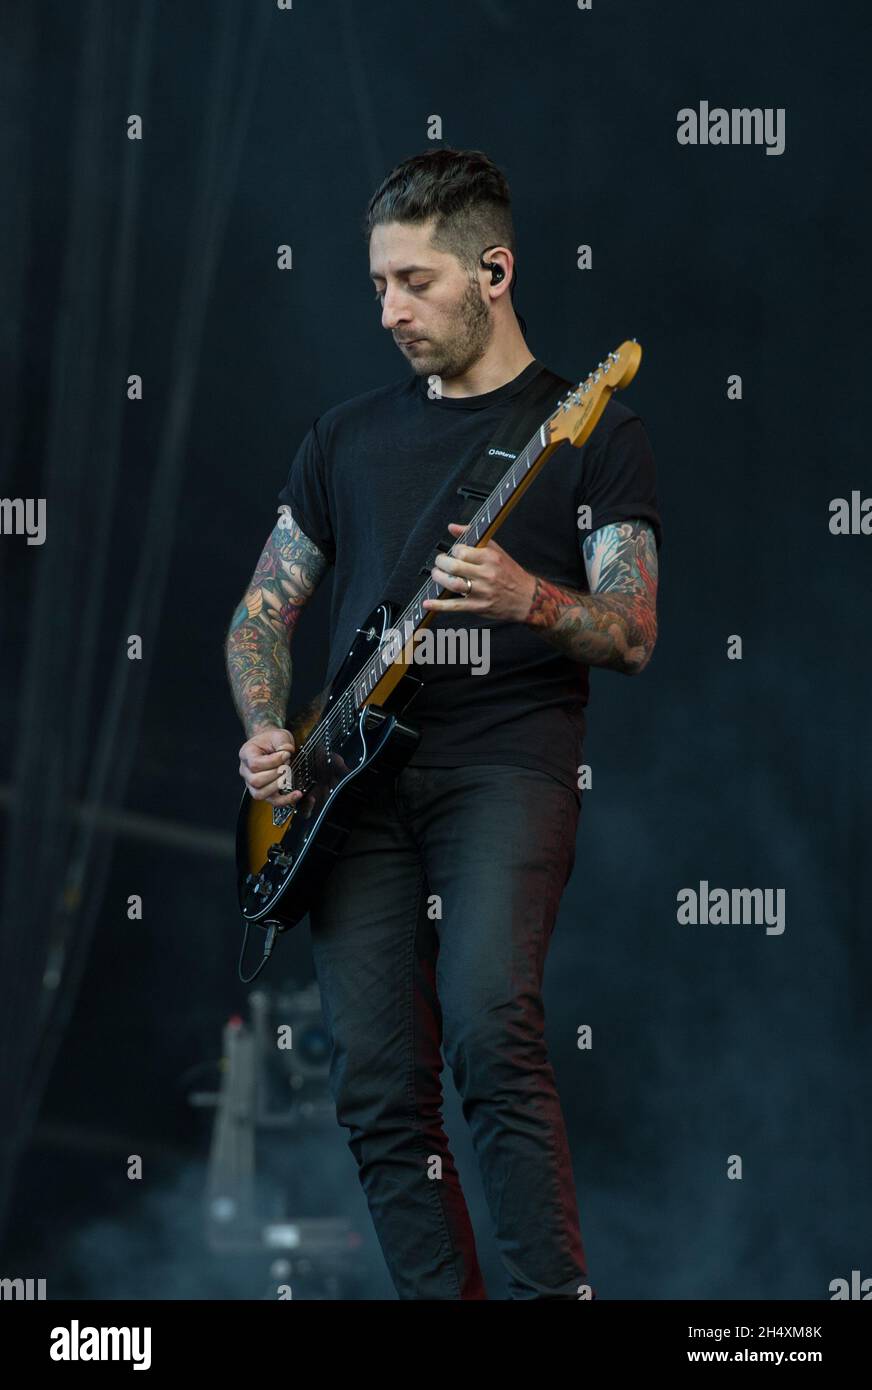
left=438, top=318, right=535, bottom=398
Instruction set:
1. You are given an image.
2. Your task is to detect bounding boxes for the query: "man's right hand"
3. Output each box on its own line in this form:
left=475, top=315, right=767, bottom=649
left=238, top=725, right=305, bottom=807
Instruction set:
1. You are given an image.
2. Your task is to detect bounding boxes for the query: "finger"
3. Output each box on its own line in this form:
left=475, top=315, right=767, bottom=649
left=444, top=540, right=483, bottom=568
left=244, top=726, right=295, bottom=749
left=240, top=734, right=294, bottom=760
left=244, top=764, right=297, bottom=790
left=422, top=597, right=485, bottom=613
left=244, top=747, right=295, bottom=772
left=259, top=765, right=300, bottom=795
left=431, top=567, right=472, bottom=594
left=432, top=559, right=480, bottom=586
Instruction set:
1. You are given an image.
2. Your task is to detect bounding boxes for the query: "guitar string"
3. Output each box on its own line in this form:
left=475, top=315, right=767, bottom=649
left=281, top=371, right=599, bottom=793
left=283, top=428, right=543, bottom=789
left=284, top=391, right=579, bottom=787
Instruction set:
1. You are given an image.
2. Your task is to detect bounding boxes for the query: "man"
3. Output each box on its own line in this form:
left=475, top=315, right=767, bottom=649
left=225, top=148, right=661, bottom=1300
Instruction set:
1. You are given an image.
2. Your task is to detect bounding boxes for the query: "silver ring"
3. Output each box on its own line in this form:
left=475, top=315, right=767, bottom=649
left=463, top=576, right=472, bottom=597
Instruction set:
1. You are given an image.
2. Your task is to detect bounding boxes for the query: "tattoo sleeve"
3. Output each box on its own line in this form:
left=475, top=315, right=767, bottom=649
left=524, top=519, right=659, bottom=675
left=225, top=512, right=329, bottom=736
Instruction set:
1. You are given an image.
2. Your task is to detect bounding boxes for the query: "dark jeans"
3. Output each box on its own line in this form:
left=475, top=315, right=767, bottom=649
left=308, top=761, right=595, bottom=1300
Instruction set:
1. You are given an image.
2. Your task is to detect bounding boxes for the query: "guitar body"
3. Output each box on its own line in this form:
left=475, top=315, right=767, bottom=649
left=236, top=601, right=422, bottom=931
left=234, top=340, right=642, bottom=955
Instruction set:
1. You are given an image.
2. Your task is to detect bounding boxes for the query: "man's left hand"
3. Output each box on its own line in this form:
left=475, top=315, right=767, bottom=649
left=422, top=522, right=536, bottom=622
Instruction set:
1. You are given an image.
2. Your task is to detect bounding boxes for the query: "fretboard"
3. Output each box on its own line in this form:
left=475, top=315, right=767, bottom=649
left=350, top=415, right=554, bottom=707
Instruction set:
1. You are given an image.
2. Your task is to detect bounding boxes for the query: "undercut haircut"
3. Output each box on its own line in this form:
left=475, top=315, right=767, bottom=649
left=363, top=147, right=518, bottom=294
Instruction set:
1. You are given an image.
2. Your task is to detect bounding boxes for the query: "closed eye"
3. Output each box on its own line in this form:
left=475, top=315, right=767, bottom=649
left=372, top=283, right=430, bottom=301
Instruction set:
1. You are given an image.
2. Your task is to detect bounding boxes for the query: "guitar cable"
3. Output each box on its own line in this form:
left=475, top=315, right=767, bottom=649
left=238, top=917, right=279, bottom=984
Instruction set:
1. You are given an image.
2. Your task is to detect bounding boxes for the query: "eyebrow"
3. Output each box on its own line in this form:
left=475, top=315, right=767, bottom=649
left=369, top=264, right=435, bottom=281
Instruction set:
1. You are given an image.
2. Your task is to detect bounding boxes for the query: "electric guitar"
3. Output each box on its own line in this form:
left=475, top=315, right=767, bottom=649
left=236, top=340, right=642, bottom=933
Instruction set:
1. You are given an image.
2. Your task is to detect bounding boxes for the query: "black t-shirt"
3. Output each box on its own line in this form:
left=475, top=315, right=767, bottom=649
left=277, top=358, right=662, bottom=795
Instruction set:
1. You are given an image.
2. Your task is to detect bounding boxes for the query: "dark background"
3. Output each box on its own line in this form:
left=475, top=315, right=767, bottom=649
left=0, top=0, right=869, bottom=1299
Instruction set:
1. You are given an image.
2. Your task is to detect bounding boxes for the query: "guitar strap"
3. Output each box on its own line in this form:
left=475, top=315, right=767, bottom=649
left=380, top=362, right=573, bottom=613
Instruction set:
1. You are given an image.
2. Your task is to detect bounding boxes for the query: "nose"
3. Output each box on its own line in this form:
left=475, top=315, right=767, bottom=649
left=380, top=285, right=412, bottom=333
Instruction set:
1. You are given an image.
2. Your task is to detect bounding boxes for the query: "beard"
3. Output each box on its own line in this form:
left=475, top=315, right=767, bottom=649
left=402, top=279, right=494, bottom=381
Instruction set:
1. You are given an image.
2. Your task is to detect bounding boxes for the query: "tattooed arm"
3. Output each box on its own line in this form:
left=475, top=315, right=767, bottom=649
left=524, top=520, right=659, bottom=675
left=425, top=517, right=658, bottom=675
left=225, top=511, right=330, bottom=738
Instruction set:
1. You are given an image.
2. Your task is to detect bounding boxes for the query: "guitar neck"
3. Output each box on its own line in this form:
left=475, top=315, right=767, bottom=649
left=353, top=414, right=559, bottom=710
left=351, top=343, right=634, bottom=711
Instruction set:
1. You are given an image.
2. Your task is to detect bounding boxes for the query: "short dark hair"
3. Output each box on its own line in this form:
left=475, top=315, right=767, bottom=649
left=363, top=147, right=517, bottom=293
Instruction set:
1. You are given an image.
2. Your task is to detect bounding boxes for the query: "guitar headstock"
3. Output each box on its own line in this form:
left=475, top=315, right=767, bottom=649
left=548, top=339, right=642, bottom=449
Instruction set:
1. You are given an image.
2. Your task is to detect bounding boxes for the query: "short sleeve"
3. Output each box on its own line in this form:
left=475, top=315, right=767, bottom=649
left=578, top=415, right=663, bottom=552
left=277, top=420, right=336, bottom=563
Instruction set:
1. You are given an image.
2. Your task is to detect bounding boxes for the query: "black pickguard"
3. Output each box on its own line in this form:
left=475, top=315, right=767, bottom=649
left=237, top=602, right=422, bottom=930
